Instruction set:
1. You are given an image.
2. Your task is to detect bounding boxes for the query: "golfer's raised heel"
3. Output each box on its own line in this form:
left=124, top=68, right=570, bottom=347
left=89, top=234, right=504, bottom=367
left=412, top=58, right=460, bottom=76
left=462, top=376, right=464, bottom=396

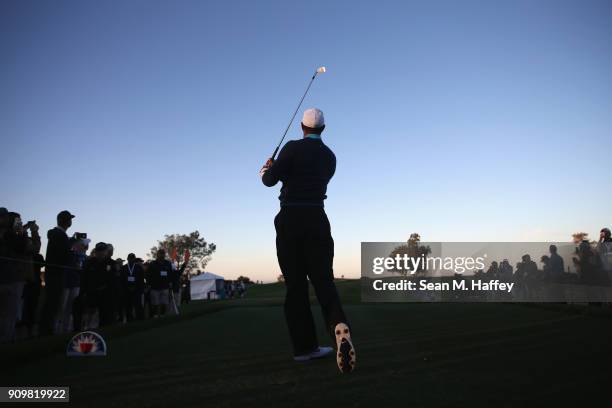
left=334, top=323, right=356, bottom=374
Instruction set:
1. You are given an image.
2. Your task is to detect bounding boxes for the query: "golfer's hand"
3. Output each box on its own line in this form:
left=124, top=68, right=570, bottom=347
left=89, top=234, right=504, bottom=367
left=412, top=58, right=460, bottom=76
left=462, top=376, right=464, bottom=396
left=259, top=158, right=273, bottom=178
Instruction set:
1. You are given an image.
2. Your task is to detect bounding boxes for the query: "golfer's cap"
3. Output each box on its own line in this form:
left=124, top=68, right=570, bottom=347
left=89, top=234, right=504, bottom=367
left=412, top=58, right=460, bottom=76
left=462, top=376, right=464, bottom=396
left=302, top=108, right=324, bottom=128
left=57, top=210, right=75, bottom=221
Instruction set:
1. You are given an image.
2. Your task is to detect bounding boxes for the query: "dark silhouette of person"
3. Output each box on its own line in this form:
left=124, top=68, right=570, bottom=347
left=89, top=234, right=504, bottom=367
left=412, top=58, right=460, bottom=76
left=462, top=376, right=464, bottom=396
left=146, top=249, right=173, bottom=317
left=522, top=254, right=538, bottom=279
left=548, top=245, right=564, bottom=283
left=81, top=242, right=115, bottom=327
left=596, top=228, right=612, bottom=281
left=486, top=261, right=499, bottom=280
left=22, top=253, right=44, bottom=336
left=574, top=240, right=608, bottom=286
left=120, top=253, right=145, bottom=321
left=519, top=254, right=539, bottom=299
left=260, top=108, right=355, bottom=373
left=499, top=259, right=513, bottom=282
left=40, top=210, right=75, bottom=335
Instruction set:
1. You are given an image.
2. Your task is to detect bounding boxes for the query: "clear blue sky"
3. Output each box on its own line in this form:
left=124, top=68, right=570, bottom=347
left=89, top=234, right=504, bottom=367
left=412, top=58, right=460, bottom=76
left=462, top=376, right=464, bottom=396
left=2, top=0, right=611, bottom=281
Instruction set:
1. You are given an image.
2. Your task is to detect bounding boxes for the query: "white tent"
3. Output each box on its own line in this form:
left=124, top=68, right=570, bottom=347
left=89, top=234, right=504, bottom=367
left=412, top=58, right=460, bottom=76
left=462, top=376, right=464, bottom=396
left=190, top=272, right=225, bottom=300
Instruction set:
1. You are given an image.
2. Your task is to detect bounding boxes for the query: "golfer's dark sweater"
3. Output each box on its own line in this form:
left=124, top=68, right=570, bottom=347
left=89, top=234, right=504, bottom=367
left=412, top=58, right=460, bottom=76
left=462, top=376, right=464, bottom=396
left=262, top=137, right=336, bottom=206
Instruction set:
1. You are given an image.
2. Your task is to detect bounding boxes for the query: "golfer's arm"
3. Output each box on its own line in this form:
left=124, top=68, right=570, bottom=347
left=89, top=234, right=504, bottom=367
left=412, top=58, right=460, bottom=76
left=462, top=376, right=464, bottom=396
left=262, top=143, right=293, bottom=187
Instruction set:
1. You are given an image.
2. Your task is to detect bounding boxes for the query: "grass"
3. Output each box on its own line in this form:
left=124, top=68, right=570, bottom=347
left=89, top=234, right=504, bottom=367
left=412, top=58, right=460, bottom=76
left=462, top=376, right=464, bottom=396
left=2, top=279, right=612, bottom=407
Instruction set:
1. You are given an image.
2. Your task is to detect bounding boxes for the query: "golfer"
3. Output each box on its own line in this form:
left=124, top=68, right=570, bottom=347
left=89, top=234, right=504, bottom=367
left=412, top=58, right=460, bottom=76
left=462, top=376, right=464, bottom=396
left=260, top=108, right=356, bottom=373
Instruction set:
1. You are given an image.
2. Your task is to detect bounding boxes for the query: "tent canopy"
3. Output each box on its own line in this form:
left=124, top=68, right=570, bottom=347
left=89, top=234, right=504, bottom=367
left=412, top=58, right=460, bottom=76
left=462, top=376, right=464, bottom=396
left=191, top=272, right=224, bottom=281
left=190, top=272, right=224, bottom=300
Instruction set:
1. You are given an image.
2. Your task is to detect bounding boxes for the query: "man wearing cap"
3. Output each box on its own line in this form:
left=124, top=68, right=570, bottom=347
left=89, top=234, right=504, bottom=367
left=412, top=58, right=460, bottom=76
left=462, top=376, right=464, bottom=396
left=260, top=108, right=356, bottom=373
left=40, top=210, right=75, bottom=335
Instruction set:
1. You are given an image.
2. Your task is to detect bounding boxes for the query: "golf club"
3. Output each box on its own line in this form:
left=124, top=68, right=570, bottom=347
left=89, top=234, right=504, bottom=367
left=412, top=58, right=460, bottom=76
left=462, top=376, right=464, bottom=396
left=270, top=66, right=326, bottom=161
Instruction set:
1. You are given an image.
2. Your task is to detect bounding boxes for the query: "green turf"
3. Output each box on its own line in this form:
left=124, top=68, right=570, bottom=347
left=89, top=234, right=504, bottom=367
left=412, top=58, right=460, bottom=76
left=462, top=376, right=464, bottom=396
left=2, top=280, right=612, bottom=407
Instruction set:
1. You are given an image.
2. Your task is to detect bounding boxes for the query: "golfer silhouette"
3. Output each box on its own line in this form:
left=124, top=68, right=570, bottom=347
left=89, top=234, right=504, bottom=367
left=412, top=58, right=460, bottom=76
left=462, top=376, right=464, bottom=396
left=260, top=108, right=356, bottom=373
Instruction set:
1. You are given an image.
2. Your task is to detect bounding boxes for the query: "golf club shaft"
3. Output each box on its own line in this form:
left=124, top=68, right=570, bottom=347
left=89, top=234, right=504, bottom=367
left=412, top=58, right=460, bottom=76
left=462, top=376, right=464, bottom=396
left=271, top=71, right=318, bottom=160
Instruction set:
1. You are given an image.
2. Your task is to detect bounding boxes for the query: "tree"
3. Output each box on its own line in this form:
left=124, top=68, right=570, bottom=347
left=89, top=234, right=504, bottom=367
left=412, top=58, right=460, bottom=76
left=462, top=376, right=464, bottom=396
left=388, top=233, right=432, bottom=276
left=150, top=231, right=216, bottom=275
left=236, top=276, right=252, bottom=284
left=572, top=232, right=589, bottom=244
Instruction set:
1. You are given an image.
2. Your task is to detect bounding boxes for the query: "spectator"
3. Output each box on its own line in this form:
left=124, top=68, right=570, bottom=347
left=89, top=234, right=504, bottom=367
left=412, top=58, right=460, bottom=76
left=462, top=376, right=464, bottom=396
left=237, top=280, right=246, bottom=298
left=596, top=228, right=612, bottom=282
left=548, top=245, right=564, bottom=283
left=0, top=210, right=39, bottom=342
left=146, top=249, right=172, bottom=317
left=573, top=240, right=601, bottom=285
left=517, top=254, right=539, bottom=300
left=499, top=259, right=513, bottom=282
left=16, top=218, right=42, bottom=329
left=40, top=210, right=75, bottom=335
left=81, top=242, right=114, bottom=328
left=120, top=253, right=145, bottom=321
left=522, top=255, right=538, bottom=280
left=486, top=261, right=499, bottom=279
left=105, top=244, right=123, bottom=323
left=56, top=237, right=89, bottom=333
left=22, top=252, right=44, bottom=336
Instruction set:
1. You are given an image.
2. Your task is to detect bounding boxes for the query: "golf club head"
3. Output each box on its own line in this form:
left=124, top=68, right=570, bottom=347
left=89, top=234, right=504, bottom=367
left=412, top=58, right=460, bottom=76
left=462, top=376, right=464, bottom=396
left=317, top=66, right=326, bottom=74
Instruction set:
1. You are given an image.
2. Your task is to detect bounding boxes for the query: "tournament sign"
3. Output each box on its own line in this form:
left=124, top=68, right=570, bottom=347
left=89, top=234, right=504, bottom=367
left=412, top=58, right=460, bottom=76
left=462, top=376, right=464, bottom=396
left=66, top=331, right=107, bottom=357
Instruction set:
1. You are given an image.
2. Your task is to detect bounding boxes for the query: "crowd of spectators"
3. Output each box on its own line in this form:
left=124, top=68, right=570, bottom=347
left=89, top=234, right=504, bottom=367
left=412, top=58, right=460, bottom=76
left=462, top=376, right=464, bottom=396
left=465, top=229, right=612, bottom=301
left=0, top=208, right=202, bottom=343
left=473, top=229, right=612, bottom=286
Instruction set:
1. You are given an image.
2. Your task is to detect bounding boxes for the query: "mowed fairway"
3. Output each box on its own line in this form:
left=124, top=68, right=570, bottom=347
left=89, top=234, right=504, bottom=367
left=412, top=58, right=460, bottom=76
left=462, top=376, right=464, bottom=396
left=3, top=280, right=612, bottom=407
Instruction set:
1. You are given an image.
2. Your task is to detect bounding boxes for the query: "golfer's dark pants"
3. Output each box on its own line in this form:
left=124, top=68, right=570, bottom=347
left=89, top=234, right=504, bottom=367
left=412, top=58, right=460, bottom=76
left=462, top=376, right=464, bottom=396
left=275, top=206, right=347, bottom=356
